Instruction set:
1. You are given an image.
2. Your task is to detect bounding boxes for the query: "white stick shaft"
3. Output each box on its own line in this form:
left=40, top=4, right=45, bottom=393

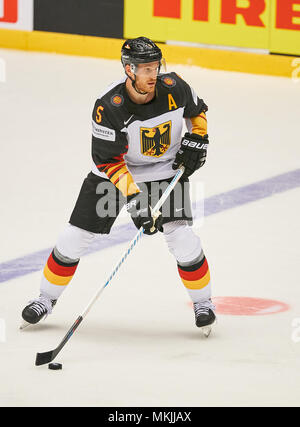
left=152, top=166, right=184, bottom=213
left=80, top=167, right=184, bottom=319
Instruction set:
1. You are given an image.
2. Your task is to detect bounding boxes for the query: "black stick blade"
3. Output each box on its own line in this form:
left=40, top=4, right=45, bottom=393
left=35, top=349, right=57, bottom=366
left=35, top=316, right=83, bottom=366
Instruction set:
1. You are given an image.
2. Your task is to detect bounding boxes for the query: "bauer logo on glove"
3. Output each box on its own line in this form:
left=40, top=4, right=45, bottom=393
left=181, top=139, right=208, bottom=150
left=172, top=132, right=209, bottom=177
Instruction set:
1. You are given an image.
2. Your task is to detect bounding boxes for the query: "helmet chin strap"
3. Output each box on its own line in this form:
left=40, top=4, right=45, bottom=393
left=126, top=73, right=148, bottom=95
left=132, top=80, right=148, bottom=95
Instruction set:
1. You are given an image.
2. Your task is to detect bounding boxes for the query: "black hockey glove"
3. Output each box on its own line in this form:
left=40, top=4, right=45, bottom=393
left=126, top=192, right=159, bottom=235
left=172, top=133, right=209, bottom=177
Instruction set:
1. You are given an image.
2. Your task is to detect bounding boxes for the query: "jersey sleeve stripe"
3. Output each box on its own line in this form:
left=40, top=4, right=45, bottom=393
left=110, top=165, right=129, bottom=184
left=190, top=113, right=207, bottom=136
left=115, top=173, right=140, bottom=197
left=106, top=163, right=127, bottom=178
left=113, top=170, right=129, bottom=185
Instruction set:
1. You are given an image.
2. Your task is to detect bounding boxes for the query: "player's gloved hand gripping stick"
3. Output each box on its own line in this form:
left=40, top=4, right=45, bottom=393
left=126, top=192, right=159, bottom=235
left=172, top=132, right=209, bottom=178
left=35, top=166, right=185, bottom=366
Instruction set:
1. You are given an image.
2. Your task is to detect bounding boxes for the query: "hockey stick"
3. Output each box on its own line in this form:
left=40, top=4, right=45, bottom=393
left=35, top=166, right=184, bottom=366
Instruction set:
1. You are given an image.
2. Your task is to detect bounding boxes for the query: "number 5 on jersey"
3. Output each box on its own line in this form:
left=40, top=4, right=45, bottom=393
left=96, top=105, right=104, bottom=123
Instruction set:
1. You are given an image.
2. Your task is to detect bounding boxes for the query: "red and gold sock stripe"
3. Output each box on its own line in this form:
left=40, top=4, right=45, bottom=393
left=43, top=250, right=79, bottom=286
left=177, top=255, right=210, bottom=290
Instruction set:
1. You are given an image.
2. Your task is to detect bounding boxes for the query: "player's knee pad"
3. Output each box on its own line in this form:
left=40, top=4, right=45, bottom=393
left=55, top=224, right=96, bottom=260
left=163, top=221, right=202, bottom=264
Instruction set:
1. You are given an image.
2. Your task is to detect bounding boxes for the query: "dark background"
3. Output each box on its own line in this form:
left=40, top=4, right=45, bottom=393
left=34, top=0, right=124, bottom=38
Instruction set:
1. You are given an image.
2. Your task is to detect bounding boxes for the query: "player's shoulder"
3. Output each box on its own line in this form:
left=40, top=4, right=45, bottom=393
left=95, top=76, right=127, bottom=108
left=92, top=76, right=128, bottom=129
left=158, top=71, right=190, bottom=90
left=158, top=72, right=193, bottom=105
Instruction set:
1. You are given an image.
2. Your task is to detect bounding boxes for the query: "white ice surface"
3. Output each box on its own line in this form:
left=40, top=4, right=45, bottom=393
left=0, top=48, right=300, bottom=407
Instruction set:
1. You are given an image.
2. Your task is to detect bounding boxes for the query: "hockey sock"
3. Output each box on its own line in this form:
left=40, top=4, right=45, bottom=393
left=177, top=250, right=211, bottom=303
left=39, top=224, right=96, bottom=300
left=162, top=222, right=212, bottom=303
left=40, top=247, right=79, bottom=300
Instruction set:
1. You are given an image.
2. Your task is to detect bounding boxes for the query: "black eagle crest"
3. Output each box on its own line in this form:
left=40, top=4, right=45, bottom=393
left=141, top=122, right=171, bottom=157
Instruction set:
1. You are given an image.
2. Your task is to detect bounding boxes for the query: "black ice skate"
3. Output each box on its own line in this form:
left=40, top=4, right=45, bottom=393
left=193, top=299, right=216, bottom=337
left=20, top=295, right=57, bottom=329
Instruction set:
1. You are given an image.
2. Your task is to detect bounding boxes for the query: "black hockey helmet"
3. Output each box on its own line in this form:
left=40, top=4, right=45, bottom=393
left=121, top=36, right=162, bottom=68
left=121, top=37, right=165, bottom=95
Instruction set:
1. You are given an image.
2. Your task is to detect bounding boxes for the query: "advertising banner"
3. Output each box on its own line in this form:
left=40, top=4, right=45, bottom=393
left=124, top=0, right=300, bottom=56
left=270, top=0, right=300, bottom=55
left=33, top=0, right=124, bottom=39
left=0, top=0, right=299, bottom=62
left=0, top=0, right=33, bottom=30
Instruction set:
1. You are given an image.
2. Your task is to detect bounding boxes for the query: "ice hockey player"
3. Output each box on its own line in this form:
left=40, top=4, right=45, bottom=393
left=21, top=36, right=216, bottom=335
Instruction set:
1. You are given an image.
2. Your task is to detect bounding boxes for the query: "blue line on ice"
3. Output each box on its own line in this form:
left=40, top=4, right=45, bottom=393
left=1, top=168, right=300, bottom=283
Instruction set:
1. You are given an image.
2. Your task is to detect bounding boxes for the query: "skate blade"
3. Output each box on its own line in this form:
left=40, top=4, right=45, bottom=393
left=199, top=319, right=216, bottom=337
left=19, top=320, right=32, bottom=330
left=200, top=325, right=212, bottom=337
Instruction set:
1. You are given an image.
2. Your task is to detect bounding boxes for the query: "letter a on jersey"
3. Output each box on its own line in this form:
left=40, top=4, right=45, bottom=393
left=168, top=94, right=177, bottom=110
left=140, top=121, right=171, bottom=157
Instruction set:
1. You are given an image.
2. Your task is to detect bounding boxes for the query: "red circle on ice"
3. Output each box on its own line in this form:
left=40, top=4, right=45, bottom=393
left=211, top=296, right=290, bottom=315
